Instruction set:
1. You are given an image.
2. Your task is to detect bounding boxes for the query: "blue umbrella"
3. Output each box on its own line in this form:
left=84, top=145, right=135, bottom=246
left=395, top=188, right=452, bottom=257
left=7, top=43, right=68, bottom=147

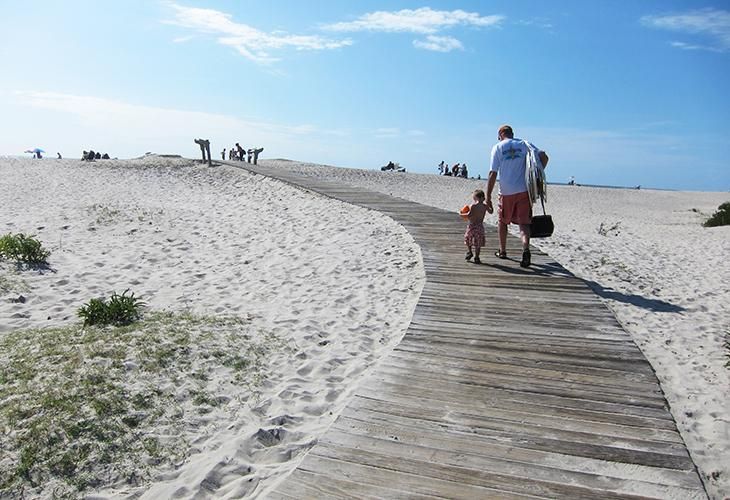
left=24, top=148, right=45, bottom=154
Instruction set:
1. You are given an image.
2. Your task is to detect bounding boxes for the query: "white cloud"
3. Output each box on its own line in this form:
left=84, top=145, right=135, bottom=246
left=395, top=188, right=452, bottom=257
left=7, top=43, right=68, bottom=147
left=374, top=127, right=400, bottom=139
left=516, top=18, right=554, bottom=31
left=407, top=130, right=426, bottom=137
left=325, top=7, right=504, bottom=34
left=641, top=8, right=730, bottom=52
left=165, top=3, right=352, bottom=64
left=413, top=35, right=463, bottom=52
left=670, top=40, right=722, bottom=52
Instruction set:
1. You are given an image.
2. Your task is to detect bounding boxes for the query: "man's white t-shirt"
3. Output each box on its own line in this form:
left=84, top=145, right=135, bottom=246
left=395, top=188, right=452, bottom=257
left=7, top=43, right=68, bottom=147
left=489, top=138, right=541, bottom=196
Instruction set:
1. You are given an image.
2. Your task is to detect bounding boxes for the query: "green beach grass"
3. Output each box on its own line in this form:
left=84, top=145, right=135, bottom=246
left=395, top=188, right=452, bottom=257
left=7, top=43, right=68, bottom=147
left=0, top=312, right=283, bottom=498
left=704, top=201, right=730, bottom=228
left=0, top=233, right=50, bottom=266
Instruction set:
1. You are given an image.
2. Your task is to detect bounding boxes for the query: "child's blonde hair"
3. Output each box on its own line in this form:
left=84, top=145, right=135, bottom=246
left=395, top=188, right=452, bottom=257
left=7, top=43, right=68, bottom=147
left=473, top=189, right=485, bottom=201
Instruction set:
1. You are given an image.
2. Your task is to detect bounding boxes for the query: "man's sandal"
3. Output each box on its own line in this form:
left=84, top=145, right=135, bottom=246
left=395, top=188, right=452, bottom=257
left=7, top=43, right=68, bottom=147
left=494, top=250, right=507, bottom=259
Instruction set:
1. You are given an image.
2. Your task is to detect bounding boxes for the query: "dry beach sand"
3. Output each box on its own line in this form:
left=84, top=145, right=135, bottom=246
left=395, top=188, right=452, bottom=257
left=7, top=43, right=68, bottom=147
left=1, top=156, right=728, bottom=498
left=0, top=157, right=424, bottom=498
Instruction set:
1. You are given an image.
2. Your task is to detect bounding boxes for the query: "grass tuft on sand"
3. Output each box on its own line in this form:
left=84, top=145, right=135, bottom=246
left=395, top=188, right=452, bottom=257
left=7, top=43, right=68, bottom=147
left=704, top=201, right=730, bottom=227
left=0, top=312, right=281, bottom=498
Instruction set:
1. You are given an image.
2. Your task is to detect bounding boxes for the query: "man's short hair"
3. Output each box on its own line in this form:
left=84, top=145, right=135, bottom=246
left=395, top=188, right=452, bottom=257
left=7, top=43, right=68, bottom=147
left=498, top=125, right=514, bottom=139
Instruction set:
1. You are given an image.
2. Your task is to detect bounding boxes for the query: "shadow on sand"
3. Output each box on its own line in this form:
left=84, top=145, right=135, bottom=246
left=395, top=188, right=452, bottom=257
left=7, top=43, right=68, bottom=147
left=482, top=259, right=684, bottom=313
left=582, top=279, right=685, bottom=313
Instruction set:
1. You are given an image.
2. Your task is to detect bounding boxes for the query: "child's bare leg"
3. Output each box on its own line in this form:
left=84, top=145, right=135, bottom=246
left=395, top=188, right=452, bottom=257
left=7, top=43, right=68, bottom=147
left=474, top=246, right=482, bottom=264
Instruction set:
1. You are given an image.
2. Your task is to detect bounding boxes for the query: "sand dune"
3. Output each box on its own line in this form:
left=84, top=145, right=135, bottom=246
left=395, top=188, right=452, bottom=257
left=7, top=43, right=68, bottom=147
left=2, top=155, right=728, bottom=498
left=0, top=157, right=424, bottom=498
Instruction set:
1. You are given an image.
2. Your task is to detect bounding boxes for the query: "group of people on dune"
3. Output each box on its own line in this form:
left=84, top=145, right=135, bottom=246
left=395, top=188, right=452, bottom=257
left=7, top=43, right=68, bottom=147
left=438, top=161, right=469, bottom=178
left=81, top=150, right=111, bottom=161
left=223, top=143, right=264, bottom=164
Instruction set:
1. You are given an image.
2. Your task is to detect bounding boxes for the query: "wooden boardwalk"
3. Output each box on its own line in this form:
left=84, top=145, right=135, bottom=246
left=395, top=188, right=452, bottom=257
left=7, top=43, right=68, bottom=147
left=224, top=161, right=706, bottom=499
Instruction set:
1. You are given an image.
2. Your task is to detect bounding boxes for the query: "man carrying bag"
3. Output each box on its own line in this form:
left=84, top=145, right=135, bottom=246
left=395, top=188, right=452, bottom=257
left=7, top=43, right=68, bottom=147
left=486, top=125, right=550, bottom=268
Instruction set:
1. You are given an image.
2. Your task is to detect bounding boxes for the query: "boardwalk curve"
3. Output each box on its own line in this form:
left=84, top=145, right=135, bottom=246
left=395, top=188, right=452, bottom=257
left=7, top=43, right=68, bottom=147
left=224, top=161, right=706, bottom=499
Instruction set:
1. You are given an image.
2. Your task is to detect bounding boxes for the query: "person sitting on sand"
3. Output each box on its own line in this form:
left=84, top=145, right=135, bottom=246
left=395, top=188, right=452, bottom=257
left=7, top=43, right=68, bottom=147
left=95, top=152, right=101, bottom=160
left=461, top=163, right=468, bottom=178
left=462, top=189, right=492, bottom=264
left=102, top=153, right=110, bottom=159
left=57, top=152, right=62, bottom=159
left=452, top=163, right=460, bottom=177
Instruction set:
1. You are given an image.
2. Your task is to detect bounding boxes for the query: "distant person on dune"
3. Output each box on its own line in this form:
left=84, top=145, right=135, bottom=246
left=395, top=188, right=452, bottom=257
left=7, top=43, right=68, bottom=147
left=486, top=124, right=549, bottom=268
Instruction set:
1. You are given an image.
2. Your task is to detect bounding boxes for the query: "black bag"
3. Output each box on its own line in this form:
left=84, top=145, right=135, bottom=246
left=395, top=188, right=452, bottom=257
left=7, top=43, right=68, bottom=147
left=531, top=198, right=554, bottom=238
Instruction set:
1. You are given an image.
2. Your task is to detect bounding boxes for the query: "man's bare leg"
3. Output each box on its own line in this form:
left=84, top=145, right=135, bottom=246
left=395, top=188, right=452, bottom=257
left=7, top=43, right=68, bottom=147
left=498, top=222, right=508, bottom=254
left=519, top=223, right=531, bottom=267
left=518, top=224, right=531, bottom=250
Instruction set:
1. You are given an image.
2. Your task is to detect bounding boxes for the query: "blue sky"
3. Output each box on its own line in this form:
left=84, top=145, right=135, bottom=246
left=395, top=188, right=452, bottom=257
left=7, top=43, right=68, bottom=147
left=1, top=1, right=729, bottom=190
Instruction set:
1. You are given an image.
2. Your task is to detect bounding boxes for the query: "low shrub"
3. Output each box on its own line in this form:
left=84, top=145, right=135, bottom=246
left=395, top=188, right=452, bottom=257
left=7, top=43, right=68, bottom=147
left=704, top=201, right=730, bottom=227
left=0, top=233, right=50, bottom=265
left=78, top=290, right=145, bottom=326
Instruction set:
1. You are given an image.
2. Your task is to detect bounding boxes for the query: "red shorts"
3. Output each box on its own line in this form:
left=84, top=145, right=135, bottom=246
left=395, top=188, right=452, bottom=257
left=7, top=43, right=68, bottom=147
left=498, top=192, right=532, bottom=225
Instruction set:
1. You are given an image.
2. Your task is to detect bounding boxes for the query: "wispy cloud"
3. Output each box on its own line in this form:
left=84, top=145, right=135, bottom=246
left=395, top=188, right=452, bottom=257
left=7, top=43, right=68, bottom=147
left=413, top=35, right=463, bottom=52
left=324, top=7, right=503, bottom=53
left=374, top=127, right=400, bottom=139
left=325, top=7, right=503, bottom=34
left=641, top=8, right=730, bottom=52
left=669, top=40, right=723, bottom=52
left=164, top=3, right=352, bottom=64
left=515, top=17, right=554, bottom=31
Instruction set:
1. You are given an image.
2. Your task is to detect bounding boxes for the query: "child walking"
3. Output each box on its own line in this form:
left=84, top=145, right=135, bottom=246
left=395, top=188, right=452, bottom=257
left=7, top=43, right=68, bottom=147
left=462, top=189, right=492, bottom=264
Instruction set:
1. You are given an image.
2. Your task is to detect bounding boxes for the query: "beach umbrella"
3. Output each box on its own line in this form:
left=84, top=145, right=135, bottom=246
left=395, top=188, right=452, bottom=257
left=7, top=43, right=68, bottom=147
left=24, top=148, right=45, bottom=154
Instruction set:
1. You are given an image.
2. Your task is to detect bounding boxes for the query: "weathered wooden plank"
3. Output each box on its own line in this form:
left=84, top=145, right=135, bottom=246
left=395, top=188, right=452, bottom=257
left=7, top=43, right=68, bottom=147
left=380, top=348, right=669, bottom=398
left=268, top=468, right=441, bottom=500
left=338, top=401, right=691, bottom=465
left=309, top=442, right=689, bottom=500
left=354, top=384, right=677, bottom=442
left=371, top=363, right=669, bottom=410
left=319, top=426, right=703, bottom=494
left=394, top=336, right=657, bottom=376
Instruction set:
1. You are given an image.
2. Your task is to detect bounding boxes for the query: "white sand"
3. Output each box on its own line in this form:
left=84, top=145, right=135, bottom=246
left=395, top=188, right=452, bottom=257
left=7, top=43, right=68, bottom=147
left=2, top=155, right=728, bottom=499
left=264, top=159, right=730, bottom=499
left=0, top=157, right=424, bottom=498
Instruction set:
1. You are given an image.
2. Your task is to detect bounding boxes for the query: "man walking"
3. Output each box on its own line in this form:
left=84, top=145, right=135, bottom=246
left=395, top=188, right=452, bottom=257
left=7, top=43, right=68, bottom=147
left=486, top=125, right=549, bottom=268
